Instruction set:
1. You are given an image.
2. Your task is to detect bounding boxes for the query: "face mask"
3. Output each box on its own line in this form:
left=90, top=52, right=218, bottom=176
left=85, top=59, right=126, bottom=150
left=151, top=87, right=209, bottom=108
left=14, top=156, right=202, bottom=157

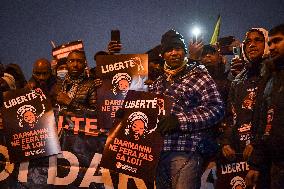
left=57, top=70, right=68, bottom=79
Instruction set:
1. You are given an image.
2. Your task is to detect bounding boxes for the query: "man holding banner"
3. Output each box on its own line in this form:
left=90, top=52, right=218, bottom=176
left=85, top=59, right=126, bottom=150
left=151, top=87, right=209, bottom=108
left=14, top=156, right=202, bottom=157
left=150, top=29, right=224, bottom=189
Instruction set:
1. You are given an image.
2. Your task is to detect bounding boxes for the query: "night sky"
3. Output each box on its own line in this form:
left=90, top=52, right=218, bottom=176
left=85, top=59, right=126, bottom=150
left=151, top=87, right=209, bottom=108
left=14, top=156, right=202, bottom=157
left=1, top=0, right=284, bottom=78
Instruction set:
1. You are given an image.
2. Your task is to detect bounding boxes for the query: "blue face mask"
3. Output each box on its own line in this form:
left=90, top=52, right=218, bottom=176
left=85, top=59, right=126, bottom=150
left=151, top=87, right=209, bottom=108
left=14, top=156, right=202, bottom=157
left=57, top=70, right=68, bottom=79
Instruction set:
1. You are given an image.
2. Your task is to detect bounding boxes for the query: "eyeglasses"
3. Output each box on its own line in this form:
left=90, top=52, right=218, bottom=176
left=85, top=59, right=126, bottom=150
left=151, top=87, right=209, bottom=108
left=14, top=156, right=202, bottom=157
left=67, top=59, right=86, bottom=64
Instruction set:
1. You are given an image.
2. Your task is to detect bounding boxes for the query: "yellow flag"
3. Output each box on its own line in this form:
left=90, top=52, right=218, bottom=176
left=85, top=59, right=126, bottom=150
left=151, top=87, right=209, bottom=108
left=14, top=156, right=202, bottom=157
left=210, top=15, right=221, bottom=45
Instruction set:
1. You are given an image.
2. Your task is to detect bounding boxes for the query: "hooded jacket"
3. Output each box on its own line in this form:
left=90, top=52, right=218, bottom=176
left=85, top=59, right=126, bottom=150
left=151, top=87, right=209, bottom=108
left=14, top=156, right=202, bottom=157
left=223, top=28, right=270, bottom=152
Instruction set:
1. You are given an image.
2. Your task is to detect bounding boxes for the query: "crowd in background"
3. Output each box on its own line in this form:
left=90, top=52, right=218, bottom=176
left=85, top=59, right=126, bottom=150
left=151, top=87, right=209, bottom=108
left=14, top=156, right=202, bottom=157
left=0, top=23, right=284, bottom=189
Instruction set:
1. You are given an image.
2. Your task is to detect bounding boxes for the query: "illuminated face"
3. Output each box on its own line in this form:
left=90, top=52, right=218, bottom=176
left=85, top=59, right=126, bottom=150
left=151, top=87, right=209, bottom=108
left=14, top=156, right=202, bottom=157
left=132, top=119, right=145, bottom=140
left=33, top=63, right=51, bottom=85
left=118, top=79, right=129, bottom=91
left=243, top=99, right=253, bottom=109
left=268, top=33, right=284, bottom=63
left=23, top=111, right=36, bottom=124
left=244, top=31, right=265, bottom=62
left=67, top=52, right=86, bottom=78
left=163, top=47, right=185, bottom=69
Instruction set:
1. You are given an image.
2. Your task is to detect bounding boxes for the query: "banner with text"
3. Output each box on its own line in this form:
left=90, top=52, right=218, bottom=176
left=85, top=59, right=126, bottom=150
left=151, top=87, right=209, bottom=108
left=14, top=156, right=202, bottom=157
left=0, top=135, right=152, bottom=188
left=52, top=40, right=84, bottom=60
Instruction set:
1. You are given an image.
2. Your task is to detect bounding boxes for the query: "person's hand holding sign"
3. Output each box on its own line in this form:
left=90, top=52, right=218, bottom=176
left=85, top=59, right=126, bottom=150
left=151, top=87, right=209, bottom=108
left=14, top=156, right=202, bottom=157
left=243, top=144, right=253, bottom=161
left=94, top=78, right=103, bottom=88
left=157, top=98, right=165, bottom=110
left=222, top=144, right=236, bottom=161
left=157, top=114, right=180, bottom=136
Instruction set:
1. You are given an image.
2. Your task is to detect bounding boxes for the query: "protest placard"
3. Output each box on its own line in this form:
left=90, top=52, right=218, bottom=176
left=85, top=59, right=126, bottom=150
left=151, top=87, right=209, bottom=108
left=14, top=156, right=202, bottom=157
left=96, top=54, right=148, bottom=129
left=1, top=88, right=61, bottom=162
left=100, top=90, right=171, bottom=181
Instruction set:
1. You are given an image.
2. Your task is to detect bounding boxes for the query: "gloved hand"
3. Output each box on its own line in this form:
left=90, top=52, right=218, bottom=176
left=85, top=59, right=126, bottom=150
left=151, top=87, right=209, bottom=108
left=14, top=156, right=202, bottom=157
left=157, top=114, right=180, bottom=136
left=115, top=108, right=125, bottom=119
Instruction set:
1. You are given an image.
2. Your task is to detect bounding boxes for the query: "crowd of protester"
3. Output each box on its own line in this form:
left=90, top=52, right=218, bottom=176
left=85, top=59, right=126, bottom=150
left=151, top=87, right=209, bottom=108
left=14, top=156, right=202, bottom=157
left=0, top=23, right=284, bottom=189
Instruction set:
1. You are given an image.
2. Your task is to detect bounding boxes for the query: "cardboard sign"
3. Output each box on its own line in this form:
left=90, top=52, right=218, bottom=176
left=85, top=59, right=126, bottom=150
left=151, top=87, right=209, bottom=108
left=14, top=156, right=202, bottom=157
left=52, top=40, right=84, bottom=60
left=1, top=88, right=61, bottom=162
left=100, top=90, right=171, bottom=182
left=216, top=154, right=254, bottom=189
left=96, top=54, right=148, bottom=129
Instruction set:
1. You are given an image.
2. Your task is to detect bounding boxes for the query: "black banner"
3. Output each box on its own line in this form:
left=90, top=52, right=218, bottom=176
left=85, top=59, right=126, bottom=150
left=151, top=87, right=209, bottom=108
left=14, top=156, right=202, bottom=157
left=0, top=131, right=152, bottom=188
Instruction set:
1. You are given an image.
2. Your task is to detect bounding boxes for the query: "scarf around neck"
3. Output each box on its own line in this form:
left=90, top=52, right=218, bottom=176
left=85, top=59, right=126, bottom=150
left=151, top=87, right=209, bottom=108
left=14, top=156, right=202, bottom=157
left=164, top=58, right=188, bottom=82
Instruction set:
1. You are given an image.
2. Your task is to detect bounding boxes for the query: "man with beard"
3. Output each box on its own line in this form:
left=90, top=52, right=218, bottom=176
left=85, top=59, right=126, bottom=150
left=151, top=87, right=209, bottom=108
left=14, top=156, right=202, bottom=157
left=150, top=29, right=224, bottom=189
left=221, top=28, right=271, bottom=189
left=246, top=24, right=284, bottom=189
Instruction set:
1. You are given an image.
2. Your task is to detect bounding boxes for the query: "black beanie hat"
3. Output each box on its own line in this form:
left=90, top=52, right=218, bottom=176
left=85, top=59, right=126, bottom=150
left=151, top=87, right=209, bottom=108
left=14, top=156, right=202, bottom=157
left=201, top=45, right=218, bottom=57
left=161, top=29, right=187, bottom=55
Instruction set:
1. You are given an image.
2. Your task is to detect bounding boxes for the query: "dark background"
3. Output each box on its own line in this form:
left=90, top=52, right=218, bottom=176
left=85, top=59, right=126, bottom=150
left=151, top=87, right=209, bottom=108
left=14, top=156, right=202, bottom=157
left=1, top=0, right=284, bottom=78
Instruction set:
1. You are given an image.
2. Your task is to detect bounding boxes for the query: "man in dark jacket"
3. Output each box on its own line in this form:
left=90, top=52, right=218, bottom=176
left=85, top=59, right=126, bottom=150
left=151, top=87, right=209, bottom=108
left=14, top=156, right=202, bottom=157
left=200, top=45, right=231, bottom=186
left=56, top=50, right=100, bottom=117
left=201, top=44, right=230, bottom=104
left=27, top=58, right=57, bottom=91
left=27, top=58, right=57, bottom=105
left=246, top=24, right=284, bottom=189
left=221, top=28, right=271, bottom=189
left=222, top=28, right=270, bottom=160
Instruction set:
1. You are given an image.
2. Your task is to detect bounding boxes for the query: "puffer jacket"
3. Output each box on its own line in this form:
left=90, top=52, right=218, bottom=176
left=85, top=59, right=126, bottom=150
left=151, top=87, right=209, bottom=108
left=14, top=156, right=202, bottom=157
left=60, top=76, right=99, bottom=117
